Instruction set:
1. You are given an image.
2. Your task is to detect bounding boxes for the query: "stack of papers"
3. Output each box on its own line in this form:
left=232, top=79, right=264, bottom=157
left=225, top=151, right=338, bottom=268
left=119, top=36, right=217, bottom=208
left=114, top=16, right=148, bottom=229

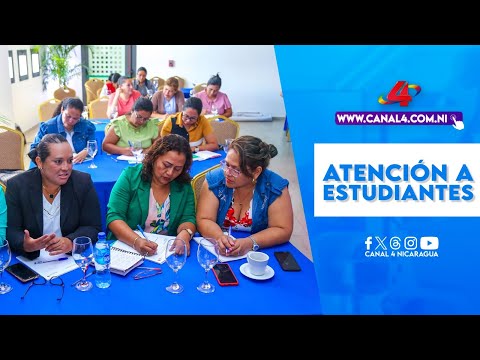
left=193, top=151, right=222, bottom=162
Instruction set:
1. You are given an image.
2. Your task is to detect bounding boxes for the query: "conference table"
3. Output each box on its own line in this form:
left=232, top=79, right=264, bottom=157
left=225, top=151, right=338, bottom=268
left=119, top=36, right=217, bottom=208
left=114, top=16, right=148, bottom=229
left=74, top=149, right=227, bottom=232
left=0, top=230, right=322, bottom=315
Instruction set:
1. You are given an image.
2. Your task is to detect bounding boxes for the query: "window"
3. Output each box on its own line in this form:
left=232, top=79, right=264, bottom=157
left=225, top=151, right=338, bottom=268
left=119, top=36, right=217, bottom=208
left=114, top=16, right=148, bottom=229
left=8, top=50, right=14, bottom=83
left=17, top=49, right=28, bottom=81
left=31, top=47, right=40, bottom=78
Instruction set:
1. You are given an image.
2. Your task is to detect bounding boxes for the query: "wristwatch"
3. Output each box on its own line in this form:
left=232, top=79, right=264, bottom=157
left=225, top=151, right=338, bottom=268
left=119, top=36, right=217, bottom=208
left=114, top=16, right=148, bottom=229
left=181, top=228, right=193, bottom=239
left=248, top=235, right=259, bottom=251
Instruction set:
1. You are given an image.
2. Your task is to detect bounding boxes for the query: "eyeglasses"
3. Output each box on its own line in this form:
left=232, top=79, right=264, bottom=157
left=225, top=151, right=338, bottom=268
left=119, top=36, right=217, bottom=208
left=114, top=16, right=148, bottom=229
left=133, top=267, right=163, bottom=280
left=21, top=276, right=64, bottom=301
left=220, top=160, right=241, bottom=178
left=132, top=111, right=150, bottom=122
left=183, top=113, right=198, bottom=122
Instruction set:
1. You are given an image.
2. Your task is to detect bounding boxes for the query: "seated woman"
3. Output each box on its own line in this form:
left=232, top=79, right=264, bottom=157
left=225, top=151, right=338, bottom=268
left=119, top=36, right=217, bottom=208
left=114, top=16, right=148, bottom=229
left=196, top=135, right=293, bottom=257
left=132, top=66, right=155, bottom=98
left=161, top=97, right=219, bottom=153
left=106, top=134, right=196, bottom=256
left=151, top=76, right=185, bottom=119
left=194, top=73, right=233, bottom=118
left=31, top=97, right=96, bottom=164
left=6, top=133, right=101, bottom=259
left=102, top=97, right=160, bottom=156
left=102, top=72, right=121, bottom=96
left=107, top=76, right=142, bottom=119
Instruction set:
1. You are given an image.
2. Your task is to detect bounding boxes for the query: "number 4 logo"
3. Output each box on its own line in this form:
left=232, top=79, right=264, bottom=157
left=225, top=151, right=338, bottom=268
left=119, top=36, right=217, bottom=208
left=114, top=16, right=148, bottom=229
left=378, top=81, right=421, bottom=107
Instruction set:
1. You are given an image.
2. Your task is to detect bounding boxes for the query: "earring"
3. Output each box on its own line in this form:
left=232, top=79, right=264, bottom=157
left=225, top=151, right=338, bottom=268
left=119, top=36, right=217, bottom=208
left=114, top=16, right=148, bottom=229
left=252, top=177, right=256, bottom=184
left=39, top=167, right=43, bottom=170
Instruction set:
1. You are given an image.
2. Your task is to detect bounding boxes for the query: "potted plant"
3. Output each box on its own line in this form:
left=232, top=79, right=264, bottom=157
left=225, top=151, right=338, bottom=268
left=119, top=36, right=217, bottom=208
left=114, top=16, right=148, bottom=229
left=33, top=45, right=87, bottom=92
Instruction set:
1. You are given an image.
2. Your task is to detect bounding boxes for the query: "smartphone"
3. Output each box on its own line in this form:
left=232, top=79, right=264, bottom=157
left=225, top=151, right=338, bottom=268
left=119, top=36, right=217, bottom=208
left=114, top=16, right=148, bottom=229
left=274, top=251, right=301, bottom=271
left=6, top=263, right=39, bottom=283
left=212, top=263, right=239, bottom=286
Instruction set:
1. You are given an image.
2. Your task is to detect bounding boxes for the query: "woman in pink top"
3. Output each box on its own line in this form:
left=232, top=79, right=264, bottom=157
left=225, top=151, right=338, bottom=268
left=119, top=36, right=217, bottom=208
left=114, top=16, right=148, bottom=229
left=195, top=73, right=233, bottom=118
left=107, top=76, right=142, bottom=119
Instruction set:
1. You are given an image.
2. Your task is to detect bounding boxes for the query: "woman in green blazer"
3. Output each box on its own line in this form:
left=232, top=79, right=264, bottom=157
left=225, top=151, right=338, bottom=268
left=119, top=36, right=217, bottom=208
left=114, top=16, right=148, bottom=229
left=106, top=134, right=196, bottom=256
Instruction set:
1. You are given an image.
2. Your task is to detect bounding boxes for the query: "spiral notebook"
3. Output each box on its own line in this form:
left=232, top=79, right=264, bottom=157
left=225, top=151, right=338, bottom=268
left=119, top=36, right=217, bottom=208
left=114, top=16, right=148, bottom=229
left=110, top=246, right=144, bottom=276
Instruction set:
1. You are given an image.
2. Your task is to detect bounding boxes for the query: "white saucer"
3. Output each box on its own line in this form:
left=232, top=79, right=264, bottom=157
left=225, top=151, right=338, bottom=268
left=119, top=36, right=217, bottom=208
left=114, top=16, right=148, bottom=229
left=239, top=263, right=274, bottom=280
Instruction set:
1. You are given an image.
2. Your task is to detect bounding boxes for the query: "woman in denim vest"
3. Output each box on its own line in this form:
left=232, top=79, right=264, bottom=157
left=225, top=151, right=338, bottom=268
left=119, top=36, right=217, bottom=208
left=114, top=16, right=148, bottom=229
left=196, top=135, right=293, bottom=257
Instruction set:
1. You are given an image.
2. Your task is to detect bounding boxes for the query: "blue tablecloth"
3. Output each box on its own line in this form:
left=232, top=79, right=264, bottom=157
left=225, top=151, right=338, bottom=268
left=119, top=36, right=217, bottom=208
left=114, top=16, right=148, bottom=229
left=73, top=150, right=226, bottom=232
left=181, top=88, right=193, bottom=99
left=0, top=231, right=321, bottom=315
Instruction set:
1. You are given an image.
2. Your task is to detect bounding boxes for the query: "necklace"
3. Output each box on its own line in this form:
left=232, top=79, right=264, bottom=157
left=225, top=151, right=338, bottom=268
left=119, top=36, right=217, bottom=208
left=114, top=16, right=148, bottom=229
left=234, top=190, right=253, bottom=206
left=42, top=184, right=61, bottom=199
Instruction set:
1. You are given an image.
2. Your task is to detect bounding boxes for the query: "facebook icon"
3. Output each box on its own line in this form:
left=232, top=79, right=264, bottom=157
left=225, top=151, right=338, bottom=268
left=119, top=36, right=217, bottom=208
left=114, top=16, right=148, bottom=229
left=365, top=236, right=373, bottom=250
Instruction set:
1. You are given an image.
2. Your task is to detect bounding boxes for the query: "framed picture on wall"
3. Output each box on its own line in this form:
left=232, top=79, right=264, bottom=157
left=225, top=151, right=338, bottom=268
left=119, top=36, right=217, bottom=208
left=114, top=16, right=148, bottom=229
left=31, top=47, right=40, bottom=78
left=17, top=49, right=28, bottom=81
left=8, top=50, right=14, bottom=83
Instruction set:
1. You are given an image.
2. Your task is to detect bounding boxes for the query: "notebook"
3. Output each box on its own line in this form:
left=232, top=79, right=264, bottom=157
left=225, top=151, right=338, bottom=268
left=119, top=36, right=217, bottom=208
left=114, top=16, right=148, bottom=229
left=109, top=246, right=144, bottom=276
left=110, top=231, right=175, bottom=265
left=17, top=250, right=79, bottom=280
left=193, top=236, right=247, bottom=263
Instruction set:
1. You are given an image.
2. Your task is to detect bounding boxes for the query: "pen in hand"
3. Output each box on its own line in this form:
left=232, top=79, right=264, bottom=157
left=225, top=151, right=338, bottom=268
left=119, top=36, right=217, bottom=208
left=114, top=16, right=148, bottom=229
left=136, top=224, right=156, bottom=255
left=34, top=257, right=68, bottom=264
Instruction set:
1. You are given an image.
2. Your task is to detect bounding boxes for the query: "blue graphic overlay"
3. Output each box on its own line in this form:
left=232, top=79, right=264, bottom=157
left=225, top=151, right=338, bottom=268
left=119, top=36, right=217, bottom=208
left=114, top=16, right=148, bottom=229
left=275, top=45, right=480, bottom=314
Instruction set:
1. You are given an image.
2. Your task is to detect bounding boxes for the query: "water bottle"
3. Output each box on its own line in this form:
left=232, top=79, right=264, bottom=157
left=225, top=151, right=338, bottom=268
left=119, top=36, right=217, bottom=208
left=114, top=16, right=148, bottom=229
left=94, top=232, right=111, bottom=288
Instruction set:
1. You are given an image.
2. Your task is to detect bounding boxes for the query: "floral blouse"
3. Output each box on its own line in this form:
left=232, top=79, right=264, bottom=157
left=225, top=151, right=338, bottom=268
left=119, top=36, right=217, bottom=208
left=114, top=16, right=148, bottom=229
left=145, top=189, right=171, bottom=235
left=223, top=191, right=253, bottom=232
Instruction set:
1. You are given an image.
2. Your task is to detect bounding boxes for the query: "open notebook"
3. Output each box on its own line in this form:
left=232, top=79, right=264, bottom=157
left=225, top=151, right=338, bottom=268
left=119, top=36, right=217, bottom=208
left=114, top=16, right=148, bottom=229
left=17, top=249, right=79, bottom=280
left=110, top=231, right=175, bottom=266
left=109, top=247, right=144, bottom=276
left=193, top=236, right=247, bottom=262
left=193, top=150, right=221, bottom=162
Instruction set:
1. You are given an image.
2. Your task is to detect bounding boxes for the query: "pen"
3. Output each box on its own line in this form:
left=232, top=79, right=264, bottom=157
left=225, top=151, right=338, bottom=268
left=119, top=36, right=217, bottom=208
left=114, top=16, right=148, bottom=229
left=70, top=270, right=96, bottom=286
left=34, top=257, right=68, bottom=264
left=226, top=225, right=233, bottom=254
left=137, top=224, right=147, bottom=239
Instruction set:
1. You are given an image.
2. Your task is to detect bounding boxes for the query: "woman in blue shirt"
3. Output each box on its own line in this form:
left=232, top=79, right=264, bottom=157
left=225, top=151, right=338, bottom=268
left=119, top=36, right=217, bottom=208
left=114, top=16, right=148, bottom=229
left=196, top=135, right=293, bottom=257
left=31, top=97, right=96, bottom=164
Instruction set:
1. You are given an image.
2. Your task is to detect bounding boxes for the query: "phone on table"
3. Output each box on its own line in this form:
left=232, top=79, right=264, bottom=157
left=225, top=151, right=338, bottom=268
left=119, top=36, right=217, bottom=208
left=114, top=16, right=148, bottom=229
left=6, top=263, right=39, bottom=283
left=212, top=263, right=239, bottom=286
left=274, top=251, right=301, bottom=272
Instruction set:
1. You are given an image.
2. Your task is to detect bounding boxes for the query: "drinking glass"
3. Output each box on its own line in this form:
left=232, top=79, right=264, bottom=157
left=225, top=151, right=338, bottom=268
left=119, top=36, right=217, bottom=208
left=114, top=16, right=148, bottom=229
left=72, top=236, right=94, bottom=291
left=128, top=140, right=143, bottom=163
left=0, top=240, right=12, bottom=294
left=211, top=104, right=218, bottom=116
left=147, top=88, right=154, bottom=99
left=197, top=237, right=219, bottom=294
left=87, top=140, right=98, bottom=169
left=224, top=138, right=234, bottom=155
left=165, top=238, right=187, bottom=294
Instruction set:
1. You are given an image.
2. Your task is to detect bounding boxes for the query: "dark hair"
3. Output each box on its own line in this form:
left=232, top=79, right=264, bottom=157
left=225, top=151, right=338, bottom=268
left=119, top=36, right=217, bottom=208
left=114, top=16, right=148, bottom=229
left=52, top=97, right=84, bottom=117
left=141, top=134, right=193, bottom=184
left=117, top=76, right=132, bottom=87
left=230, top=135, right=278, bottom=177
left=207, top=73, right=222, bottom=88
left=28, top=133, right=69, bottom=163
left=137, top=67, right=147, bottom=74
left=133, top=97, right=153, bottom=113
left=183, top=97, right=203, bottom=115
left=109, top=72, right=121, bottom=84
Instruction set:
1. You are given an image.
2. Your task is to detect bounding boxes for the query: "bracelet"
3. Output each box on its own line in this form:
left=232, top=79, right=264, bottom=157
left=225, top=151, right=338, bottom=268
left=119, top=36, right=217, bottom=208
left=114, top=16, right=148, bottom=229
left=133, top=236, right=140, bottom=250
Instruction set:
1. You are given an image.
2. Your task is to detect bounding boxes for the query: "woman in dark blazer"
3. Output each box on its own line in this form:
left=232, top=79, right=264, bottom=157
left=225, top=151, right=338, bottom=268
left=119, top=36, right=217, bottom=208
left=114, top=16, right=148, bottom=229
left=6, top=133, right=101, bottom=260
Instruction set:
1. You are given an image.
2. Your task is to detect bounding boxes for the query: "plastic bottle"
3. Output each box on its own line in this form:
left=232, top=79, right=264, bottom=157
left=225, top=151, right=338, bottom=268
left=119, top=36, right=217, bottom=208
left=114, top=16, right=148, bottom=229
left=94, top=232, right=111, bottom=288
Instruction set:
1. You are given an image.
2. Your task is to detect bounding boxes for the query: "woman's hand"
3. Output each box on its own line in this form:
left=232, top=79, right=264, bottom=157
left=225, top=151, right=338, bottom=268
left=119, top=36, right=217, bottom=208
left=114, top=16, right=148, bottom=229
left=72, top=149, right=89, bottom=164
left=216, top=234, right=236, bottom=256
left=225, top=237, right=250, bottom=257
left=45, top=236, right=72, bottom=256
left=135, top=238, right=158, bottom=257
left=22, top=229, right=55, bottom=253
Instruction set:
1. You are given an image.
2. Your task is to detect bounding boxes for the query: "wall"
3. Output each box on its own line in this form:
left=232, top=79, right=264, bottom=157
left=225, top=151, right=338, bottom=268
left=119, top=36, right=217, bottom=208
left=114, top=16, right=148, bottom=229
left=7, top=45, right=83, bottom=132
left=137, top=45, right=285, bottom=117
left=4, top=45, right=285, bottom=132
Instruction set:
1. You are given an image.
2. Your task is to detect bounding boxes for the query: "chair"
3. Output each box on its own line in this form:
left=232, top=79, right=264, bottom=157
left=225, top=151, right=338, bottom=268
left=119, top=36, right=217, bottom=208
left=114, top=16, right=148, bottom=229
left=89, top=96, right=109, bottom=119
left=157, top=119, right=165, bottom=134
left=173, top=76, right=185, bottom=89
left=38, top=98, right=61, bottom=122
left=150, top=76, right=165, bottom=90
left=191, top=164, right=220, bottom=209
left=0, top=125, right=25, bottom=185
left=85, top=78, right=105, bottom=105
left=193, top=83, right=207, bottom=95
left=53, top=86, right=76, bottom=101
left=209, top=116, right=240, bottom=145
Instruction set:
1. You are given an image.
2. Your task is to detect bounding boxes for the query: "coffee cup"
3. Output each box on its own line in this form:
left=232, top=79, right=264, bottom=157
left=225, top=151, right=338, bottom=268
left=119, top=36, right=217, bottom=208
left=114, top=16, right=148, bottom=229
left=247, top=251, right=269, bottom=276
